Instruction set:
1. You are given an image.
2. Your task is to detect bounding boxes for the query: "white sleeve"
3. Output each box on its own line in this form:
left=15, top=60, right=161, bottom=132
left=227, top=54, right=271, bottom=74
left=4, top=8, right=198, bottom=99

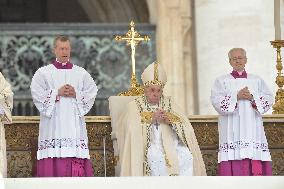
left=30, top=70, right=57, bottom=118
left=0, top=73, right=13, bottom=123
left=0, top=106, right=4, bottom=115
left=75, top=72, right=98, bottom=117
left=211, top=78, right=238, bottom=115
left=251, top=78, right=274, bottom=114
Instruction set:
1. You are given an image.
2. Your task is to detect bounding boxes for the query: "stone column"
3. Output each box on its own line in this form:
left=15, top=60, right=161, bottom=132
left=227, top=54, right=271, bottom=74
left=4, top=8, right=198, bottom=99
left=147, top=0, right=197, bottom=114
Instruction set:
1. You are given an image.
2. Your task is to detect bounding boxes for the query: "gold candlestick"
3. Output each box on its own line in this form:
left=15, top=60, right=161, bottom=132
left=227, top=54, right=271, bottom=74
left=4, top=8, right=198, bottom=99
left=114, top=20, right=150, bottom=96
left=270, top=40, right=284, bottom=114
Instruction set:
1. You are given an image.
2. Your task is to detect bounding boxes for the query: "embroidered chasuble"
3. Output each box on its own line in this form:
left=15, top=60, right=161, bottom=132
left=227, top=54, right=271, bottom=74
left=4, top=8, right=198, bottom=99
left=117, top=95, right=206, bottom=176
left=0, top=72, right=13, bottom=177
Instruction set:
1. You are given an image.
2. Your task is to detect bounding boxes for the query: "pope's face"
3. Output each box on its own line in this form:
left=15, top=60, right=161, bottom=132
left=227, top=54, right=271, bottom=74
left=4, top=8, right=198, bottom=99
left=53, top=40, right=71, bottom=63
left=229, top=50, right=247, bottom=72
left=144, top=85, right=163, bottom=104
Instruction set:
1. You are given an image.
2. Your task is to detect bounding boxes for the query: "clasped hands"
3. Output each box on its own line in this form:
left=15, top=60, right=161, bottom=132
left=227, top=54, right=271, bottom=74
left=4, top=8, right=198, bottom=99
left=152, top=109, right=171, bottom=125
left=58, top=84, right=76, bottom=98
left=237, top=86, right=253, bottom=101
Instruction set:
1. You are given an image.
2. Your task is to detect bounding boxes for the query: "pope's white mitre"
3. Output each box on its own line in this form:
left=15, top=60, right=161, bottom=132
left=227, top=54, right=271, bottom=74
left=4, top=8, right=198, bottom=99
left=141, top=61, right=167, bottom=87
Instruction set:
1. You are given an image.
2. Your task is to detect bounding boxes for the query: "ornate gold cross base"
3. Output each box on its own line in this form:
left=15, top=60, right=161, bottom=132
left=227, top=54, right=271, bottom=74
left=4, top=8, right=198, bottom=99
left=118, top=73, right=144, bottom=96
left=271, top=40, right=284, bottom=114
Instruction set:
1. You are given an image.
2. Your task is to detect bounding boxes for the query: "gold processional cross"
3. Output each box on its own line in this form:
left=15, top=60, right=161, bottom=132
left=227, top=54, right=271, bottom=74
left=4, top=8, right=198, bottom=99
left=115, top=20, right=150, bottom=96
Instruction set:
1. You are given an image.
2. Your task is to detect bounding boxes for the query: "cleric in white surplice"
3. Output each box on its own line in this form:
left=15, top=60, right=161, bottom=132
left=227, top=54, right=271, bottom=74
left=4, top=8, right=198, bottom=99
left=31, top=35, right=98, bottom=177
left=211, top=48, right=273, bottom=176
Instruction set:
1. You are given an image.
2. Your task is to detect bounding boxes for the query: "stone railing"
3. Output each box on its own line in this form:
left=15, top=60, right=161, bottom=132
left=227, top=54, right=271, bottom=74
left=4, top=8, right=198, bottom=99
left=5, top=115, right=284, bottom=177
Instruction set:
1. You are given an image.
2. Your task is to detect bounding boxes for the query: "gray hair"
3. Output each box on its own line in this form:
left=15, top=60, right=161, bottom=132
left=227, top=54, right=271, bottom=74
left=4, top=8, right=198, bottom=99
left=228, top=48, right=246, bottom=59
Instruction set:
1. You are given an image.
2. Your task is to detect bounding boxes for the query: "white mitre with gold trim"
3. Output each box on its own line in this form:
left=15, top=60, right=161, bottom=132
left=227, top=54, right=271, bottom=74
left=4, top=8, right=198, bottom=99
left=141, top=61, right=167, bottom=87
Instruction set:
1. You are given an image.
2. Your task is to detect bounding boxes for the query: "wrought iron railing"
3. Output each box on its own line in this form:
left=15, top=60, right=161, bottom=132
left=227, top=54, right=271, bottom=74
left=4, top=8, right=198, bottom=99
left=0, top=23, right=156, bottom=115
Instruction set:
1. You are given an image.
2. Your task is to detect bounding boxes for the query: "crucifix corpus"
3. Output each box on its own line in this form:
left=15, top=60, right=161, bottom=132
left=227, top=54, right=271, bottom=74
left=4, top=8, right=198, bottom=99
left=114, top=20, right=150, bottom=96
